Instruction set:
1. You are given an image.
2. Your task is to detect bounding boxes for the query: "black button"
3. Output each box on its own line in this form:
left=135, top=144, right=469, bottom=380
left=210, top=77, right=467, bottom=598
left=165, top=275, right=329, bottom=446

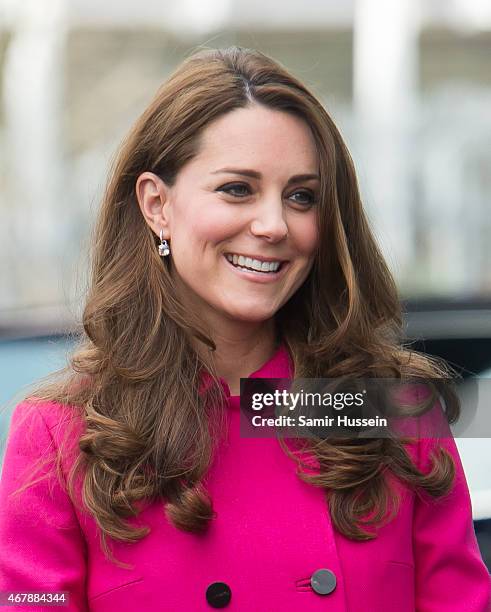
left=310, top=568, right=337, bottom=595
left=206, top=582, right=231, bottom=608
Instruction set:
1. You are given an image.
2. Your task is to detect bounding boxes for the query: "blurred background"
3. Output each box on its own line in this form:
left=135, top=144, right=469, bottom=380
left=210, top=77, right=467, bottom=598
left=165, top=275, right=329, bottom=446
left=0, top=0, right=490, bottom=568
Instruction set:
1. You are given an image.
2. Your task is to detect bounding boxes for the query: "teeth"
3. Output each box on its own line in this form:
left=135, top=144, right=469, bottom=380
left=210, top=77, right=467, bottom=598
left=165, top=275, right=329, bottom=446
left=225, top=253, right=281, bottom=273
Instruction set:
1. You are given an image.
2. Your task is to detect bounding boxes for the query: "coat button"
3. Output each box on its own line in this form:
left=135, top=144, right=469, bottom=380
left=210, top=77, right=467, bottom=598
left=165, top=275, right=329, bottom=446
left=206, top=581, right=232, bottom=608
left=310, top=568, right=337, bottom=595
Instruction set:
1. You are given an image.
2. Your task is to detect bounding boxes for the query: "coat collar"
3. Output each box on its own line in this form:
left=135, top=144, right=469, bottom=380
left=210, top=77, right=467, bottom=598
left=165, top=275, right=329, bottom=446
left=198, top=341, right=294, bottom=399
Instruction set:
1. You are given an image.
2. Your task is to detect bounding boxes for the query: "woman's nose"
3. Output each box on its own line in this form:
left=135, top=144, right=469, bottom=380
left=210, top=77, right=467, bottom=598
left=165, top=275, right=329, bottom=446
left=250, top=200, right=289, bottom=242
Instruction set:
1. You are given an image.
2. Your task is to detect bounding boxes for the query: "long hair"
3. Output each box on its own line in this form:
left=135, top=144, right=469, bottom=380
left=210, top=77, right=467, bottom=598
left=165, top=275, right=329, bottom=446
left=12, top=46, right=459, bottom=564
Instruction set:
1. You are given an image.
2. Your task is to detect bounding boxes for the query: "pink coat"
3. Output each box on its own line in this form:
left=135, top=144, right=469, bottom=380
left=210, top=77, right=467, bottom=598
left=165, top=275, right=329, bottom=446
left=0, top=343, right=490, bottom=611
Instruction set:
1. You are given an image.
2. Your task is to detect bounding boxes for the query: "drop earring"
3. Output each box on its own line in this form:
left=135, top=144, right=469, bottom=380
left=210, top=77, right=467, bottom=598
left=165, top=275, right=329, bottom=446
left=158, top=229, right=170, bottom=257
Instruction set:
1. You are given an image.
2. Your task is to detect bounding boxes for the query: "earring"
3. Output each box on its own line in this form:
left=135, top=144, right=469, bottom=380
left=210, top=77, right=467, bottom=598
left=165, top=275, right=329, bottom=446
left=158, top=229, right=170, bottom=257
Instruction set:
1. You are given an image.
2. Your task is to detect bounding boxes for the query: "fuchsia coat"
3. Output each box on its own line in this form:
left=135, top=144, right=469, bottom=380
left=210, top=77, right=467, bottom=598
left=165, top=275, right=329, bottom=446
left=0, top=343, right=490, bottom=611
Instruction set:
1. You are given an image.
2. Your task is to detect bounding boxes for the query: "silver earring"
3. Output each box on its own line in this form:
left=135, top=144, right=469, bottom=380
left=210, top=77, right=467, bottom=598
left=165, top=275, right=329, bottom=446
left=158, top=229, right=170, bottom=257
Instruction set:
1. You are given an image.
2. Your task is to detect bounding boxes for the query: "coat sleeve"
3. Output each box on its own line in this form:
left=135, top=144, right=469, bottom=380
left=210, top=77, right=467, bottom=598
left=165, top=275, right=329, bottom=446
left=413, top=398, right=491, bottom=611
left=0, top=401, right=88, bottom=611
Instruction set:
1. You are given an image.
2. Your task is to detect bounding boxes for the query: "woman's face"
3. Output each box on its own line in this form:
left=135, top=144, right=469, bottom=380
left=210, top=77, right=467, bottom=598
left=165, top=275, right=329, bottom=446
left=140, top=103, right=320, bottom=327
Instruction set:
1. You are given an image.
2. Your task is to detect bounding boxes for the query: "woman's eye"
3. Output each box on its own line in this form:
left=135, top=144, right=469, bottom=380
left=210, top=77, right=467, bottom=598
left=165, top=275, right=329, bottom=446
left=289, top=190, right=317, bottom=206
left=217, top=183, right=251, bottom=197
left=216, top=183, right=317, bottom=206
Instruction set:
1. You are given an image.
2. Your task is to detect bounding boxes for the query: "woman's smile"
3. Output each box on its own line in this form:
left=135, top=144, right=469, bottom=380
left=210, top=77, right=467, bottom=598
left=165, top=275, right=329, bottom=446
left=222, top=252, right=291, bottom=283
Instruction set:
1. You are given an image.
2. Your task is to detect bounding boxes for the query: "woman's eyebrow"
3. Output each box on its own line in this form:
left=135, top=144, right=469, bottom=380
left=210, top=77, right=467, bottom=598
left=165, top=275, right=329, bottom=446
left=211, top=167, right=320, bottom=185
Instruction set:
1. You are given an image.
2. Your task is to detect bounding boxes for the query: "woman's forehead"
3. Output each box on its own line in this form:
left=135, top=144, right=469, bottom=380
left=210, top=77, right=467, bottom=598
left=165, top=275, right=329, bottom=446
left=188, top=107, right=319, bottom=176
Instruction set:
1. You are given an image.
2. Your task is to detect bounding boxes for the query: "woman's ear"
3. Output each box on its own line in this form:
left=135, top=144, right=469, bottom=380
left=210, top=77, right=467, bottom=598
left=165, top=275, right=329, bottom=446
left=135, top=171, right=172, bottom=239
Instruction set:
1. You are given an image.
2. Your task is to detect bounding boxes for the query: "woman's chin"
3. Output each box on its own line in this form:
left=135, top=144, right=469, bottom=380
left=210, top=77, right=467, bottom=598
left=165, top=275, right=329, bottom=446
left=222, top=304, right=278, bottom=323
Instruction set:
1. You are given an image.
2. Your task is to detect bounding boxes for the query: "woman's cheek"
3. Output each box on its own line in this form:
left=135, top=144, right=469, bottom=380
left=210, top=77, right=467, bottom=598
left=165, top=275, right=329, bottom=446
left=296, top=217, right=319, bottom=256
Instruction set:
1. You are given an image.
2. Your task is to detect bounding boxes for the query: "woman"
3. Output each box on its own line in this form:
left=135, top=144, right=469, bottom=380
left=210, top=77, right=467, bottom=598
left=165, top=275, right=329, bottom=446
left=0, top=46, right=489, bottom=611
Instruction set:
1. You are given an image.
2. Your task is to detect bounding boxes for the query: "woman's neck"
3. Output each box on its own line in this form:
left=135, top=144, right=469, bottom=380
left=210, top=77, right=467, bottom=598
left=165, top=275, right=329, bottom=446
left=195, top=319, right=279, bottom=395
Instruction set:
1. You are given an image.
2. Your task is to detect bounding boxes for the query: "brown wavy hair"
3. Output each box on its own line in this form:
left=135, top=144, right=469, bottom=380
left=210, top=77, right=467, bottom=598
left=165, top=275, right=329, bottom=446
left=9, top=46, right=460, bottom=566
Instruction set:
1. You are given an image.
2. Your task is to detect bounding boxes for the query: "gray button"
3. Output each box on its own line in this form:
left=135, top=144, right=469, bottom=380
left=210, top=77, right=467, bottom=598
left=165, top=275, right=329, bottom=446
left=310, top=568, right=337, bottom=595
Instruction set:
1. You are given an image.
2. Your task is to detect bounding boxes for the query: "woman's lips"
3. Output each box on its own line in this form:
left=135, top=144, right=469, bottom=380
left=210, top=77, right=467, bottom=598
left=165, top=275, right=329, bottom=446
left=223, top=254, right=290, bottom=283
